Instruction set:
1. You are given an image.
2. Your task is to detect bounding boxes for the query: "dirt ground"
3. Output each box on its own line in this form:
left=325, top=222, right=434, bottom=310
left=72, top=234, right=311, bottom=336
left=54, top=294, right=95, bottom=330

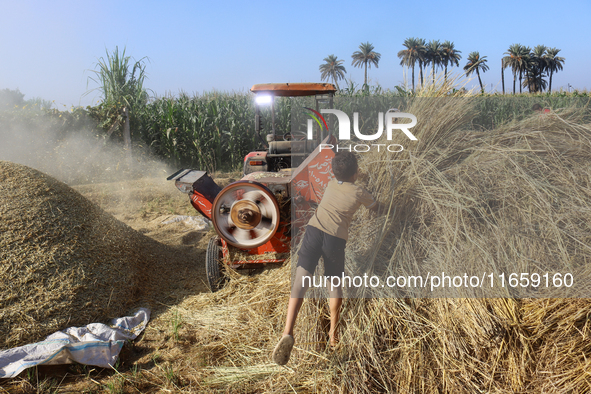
left=1, top=173, right=248, bottom=393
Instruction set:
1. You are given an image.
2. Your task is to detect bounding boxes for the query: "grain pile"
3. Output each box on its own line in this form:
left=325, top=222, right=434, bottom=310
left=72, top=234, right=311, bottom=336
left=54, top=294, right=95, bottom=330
left=177, top=96, right=591, bottom=393
left=0, top=161, right=193, bottom=349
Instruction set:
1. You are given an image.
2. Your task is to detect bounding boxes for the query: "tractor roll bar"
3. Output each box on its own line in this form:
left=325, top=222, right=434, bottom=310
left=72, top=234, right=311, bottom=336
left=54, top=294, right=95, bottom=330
left=251, top=83, right=336, bottom=144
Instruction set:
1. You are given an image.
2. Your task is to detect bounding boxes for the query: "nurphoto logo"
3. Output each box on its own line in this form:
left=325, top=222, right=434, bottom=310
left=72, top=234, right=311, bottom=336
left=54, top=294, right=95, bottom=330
left=305, top=108, right=418, bottom=153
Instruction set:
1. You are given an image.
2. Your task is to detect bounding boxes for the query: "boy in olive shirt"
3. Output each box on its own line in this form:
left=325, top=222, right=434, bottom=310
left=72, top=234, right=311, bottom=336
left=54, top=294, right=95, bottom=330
left=273, top=151, right=379, bottom=365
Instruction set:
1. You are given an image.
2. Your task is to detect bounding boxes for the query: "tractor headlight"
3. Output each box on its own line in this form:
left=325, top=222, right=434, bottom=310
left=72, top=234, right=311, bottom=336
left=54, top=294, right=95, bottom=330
left=255, top=95, right=272, bottom=105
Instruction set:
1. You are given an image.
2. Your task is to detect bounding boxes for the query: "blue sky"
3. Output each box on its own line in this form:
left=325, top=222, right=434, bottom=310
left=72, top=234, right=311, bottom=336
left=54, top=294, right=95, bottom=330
left=1, top=0, right=589, bottom=108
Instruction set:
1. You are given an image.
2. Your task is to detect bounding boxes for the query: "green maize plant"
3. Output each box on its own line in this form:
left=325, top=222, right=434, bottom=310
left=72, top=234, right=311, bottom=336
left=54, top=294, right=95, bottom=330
left=136, top=91, right=288, bottom=172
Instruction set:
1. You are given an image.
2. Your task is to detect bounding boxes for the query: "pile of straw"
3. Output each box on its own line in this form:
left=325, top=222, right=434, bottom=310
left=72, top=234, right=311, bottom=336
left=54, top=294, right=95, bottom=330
left=184, top=97, right=591, bottom=392
left=352, top=98, right=591, bottom=299
left=0, top=161, right=194, bottom=349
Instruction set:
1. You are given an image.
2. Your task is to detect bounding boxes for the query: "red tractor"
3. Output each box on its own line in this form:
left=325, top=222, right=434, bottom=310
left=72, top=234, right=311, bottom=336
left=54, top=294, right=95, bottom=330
left=168, top=83, right=337, bottom=291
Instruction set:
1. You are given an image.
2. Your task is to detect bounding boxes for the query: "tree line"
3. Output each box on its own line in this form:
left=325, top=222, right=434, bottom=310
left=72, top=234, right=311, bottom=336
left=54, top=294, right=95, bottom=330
left=320, top=39, right=565, bottom=94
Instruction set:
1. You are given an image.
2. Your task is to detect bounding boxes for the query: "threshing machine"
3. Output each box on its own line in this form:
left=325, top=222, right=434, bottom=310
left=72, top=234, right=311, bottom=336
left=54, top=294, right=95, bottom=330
left=168, top=83, right=337, bottom=291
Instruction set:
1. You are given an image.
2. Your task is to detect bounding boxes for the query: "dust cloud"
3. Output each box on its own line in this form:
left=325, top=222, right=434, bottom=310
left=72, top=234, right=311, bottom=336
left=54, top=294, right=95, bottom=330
left=0, top=113, right=176, bottom=186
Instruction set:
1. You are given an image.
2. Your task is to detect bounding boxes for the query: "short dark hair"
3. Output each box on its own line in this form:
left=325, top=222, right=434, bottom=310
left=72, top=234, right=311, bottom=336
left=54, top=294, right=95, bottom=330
left=332, top=152, right=358, bottom=181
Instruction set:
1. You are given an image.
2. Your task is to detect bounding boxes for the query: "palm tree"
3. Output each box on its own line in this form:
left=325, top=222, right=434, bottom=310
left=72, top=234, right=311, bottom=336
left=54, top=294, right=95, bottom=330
left=319, top=55, right=347, bottom=90
left=464, top=52, right=489, bottom=92
left=351, top=42, right=381, bottom=87
left=425, top=40, right=442, bottom=85
left=503, top=44, right=528, bottom=94
left=523, top=45, right=547, bottom=93
left=523, top=68, right=548, bottom=93
left=416, top=38, right=427, bottom=88
left=517, top=45, right=531, bottom=93
left=545, top=47, right=565, bottom=93
left=441, top=41, right=462, bottom=81
left=397, top=37, right=425, bottom=91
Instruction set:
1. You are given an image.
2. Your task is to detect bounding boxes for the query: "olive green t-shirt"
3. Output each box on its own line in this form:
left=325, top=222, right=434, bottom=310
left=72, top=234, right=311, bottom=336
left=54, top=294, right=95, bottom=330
left=307, top=179, right=376, bottom=240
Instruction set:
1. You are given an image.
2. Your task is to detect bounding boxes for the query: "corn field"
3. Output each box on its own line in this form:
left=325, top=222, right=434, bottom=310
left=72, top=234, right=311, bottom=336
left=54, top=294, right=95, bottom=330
left=2, top=87, right=590, bottom=174
left=135, top=92, right=294, bottom=173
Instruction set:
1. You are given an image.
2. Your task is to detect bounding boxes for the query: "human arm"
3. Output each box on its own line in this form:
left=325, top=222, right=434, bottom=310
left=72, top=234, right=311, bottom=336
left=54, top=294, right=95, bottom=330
left=368, top=200, right=383, bottom=213
left=360, top=188, right=382, bottom=213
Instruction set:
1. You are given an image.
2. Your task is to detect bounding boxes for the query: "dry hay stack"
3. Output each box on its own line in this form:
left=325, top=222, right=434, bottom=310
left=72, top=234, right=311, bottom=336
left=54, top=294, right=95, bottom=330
left=184, top=98, right=591, bottom=393
left=351, top=99, right=591, bottom=299
left=0, top=161, right=184, bottom=349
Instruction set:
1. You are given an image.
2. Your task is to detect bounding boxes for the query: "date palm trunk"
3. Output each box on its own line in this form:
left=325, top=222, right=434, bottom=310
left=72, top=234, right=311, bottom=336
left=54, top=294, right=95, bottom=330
left=477, top=68, right=483, bottom=93
left=419, top=63, right=424, bottom=88
left=332, top=75, right=340, bottom=91
left=432, top=66, right=435, bottom=85
left=501, top=60, right=505, bottom=94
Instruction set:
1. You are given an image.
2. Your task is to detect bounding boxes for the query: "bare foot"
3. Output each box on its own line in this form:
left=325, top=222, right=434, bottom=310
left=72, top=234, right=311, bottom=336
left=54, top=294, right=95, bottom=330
left=329, top=336, right=339, bottom=347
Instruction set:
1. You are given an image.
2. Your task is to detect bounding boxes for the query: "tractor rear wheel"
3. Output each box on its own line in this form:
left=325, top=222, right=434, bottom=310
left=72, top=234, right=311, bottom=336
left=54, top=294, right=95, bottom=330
left=206, top=236, right=226, bottom=292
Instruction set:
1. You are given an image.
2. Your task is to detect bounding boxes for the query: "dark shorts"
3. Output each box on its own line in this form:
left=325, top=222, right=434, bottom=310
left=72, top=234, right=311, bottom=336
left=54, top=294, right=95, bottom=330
left=296, top=225, right=346, bottom=277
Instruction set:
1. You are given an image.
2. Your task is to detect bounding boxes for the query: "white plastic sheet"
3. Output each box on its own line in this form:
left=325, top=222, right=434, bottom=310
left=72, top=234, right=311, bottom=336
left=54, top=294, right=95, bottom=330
left=0, top=308, right=150, bottom=378
left=161, top=215, right=212, bottom=230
